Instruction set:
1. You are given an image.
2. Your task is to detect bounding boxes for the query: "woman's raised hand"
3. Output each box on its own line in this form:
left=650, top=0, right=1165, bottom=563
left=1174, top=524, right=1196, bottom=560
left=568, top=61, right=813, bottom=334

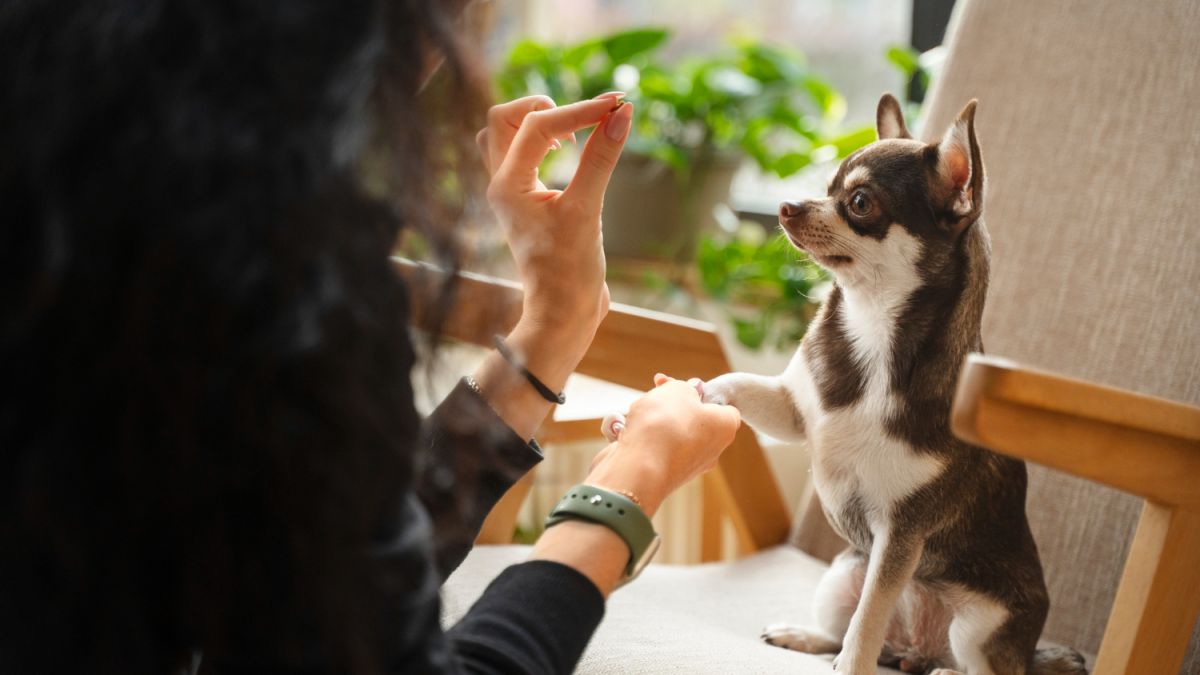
left=466, top=95, right=632, bottom=444
left=477, top=93, right=633, bottom=357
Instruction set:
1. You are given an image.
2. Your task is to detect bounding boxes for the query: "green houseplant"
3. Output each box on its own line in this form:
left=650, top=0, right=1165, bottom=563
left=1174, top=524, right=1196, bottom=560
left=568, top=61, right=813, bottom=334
left=695, top=224, right=829, bottom=351
left=495, top=29, right=875, bottom=261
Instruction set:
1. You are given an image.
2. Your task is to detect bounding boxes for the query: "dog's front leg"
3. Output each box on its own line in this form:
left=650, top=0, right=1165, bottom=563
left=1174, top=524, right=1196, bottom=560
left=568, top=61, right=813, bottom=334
left=835, top=533, right=923, bottom=675
left=701, top=372, right=806, bottom=442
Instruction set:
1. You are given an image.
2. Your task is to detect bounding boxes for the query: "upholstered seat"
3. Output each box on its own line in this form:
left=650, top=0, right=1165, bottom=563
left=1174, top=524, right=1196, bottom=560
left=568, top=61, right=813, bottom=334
left=443, top=545, right=905, bottom=675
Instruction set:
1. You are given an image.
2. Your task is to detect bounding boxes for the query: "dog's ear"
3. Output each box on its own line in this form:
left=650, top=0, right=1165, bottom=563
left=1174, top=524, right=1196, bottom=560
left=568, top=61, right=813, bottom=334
left=934, top=99, right=983, bottom=222
left=876, top=93, right=911, bottom=140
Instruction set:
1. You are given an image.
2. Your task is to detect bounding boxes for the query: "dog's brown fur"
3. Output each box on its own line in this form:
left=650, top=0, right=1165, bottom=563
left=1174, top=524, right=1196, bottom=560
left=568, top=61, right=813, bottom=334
left=703, top=95, right=1086, bottom=675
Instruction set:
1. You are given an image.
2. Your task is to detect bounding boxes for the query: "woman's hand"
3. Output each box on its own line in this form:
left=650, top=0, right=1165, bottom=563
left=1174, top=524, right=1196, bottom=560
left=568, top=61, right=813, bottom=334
left=530, top=374, right=741, bottom=596
left=585, top=374, right=743, bottom=517
left=477, top=93, right=633, bottom=357
left=467, top=94, right=633, bottom=443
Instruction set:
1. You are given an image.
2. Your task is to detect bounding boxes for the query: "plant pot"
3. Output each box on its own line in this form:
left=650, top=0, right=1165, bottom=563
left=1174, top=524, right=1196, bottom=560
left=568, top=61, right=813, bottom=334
left=602, top=150, right=741, bottom=263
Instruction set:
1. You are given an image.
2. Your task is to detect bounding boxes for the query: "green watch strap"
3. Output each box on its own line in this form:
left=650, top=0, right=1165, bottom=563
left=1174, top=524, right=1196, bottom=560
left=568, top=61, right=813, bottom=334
left=544, top=484, right=658, bottom=579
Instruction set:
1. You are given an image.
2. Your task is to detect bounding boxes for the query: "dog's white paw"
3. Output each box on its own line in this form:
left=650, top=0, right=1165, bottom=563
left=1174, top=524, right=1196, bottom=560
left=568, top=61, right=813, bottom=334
left=760, top=623, right=840, bottom=654
left=927, top=669, right=964, bottom=675
left=830, top=650, right=878, bottom=675
left=700, top=375, right=735, bottom=407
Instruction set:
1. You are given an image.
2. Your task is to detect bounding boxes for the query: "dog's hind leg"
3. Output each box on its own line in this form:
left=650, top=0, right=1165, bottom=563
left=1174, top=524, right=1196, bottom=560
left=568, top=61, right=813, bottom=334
left=944, top=589, right=1046, bottom=675
left=761, top=549, right=864, bottom=653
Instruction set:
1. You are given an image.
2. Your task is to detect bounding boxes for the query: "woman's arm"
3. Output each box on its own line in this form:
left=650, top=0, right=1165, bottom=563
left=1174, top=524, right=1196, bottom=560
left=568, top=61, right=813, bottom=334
left=468, top=93, right=633, bottom=441
left=444, top=377, right=741, bottom=673
left=416, top=95, right=634, bottom=577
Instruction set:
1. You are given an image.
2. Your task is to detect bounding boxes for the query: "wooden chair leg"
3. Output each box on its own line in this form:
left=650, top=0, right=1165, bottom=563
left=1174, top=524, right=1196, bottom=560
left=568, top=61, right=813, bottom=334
left=710, top=425, right=792, bottom=553
left=701, top=473, right=724, bottom=562
left=1094, top=503, right=1200, bottom=675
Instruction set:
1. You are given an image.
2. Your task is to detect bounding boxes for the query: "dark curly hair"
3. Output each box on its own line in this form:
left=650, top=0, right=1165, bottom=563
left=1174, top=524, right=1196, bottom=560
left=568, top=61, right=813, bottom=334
left=0, top=1, right=487, bottom=672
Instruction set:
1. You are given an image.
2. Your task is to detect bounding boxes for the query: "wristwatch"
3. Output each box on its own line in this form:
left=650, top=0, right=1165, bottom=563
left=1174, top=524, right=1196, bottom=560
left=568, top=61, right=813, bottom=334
left=544, top=484, right=661, bottom=587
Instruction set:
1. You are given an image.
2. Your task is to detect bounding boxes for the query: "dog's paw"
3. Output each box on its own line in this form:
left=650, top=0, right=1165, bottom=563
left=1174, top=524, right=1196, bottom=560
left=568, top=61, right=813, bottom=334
left=700, top=374, right=736, bottom=407
left=830, top=650, right=880, bottom=675
left=760, top=623, right=840, bottom=654
left=927, top=669, right=964, bottom=675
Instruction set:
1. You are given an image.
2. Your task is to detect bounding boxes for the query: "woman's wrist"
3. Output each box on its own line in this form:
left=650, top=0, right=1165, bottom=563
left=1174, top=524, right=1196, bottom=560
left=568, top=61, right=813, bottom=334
left=530, top=519, right=627, bottom=597
left=514, top=304, right=602, bottom=364
left=467, top=312, right=600, bottom=443
left=503, top=305, right=602, bottom=388
left=583, top=442, right=671, bottom=518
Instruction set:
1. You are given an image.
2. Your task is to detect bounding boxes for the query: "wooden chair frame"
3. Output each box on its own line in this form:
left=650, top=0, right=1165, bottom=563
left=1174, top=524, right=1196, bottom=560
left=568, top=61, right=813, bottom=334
left=400, top=259, right=1200, bottom=673
left=953, top=355, right=1200, bottom=675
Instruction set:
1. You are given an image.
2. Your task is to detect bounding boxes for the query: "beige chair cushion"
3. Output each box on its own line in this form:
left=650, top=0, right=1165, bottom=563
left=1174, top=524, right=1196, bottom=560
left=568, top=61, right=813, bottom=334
left=443, top=545, right=904, bottom=674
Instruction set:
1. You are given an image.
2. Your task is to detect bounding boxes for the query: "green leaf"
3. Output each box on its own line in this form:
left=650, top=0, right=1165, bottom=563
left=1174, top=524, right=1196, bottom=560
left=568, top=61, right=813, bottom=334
left=732, top=316, right=767, bottom=349
left=601, top=28, right=670, bottom=63
left=508, top=39, right=550, bottom=68
left=703, top=66, right=762, bottom=98
left=886, top=44, right=921, bottom=78
left=801, top=76, right=847, bottom=122
left=826, top=125, right=877, bottom=158
left=739, top=43, right=806, bottom=83
left=646, top=143, right=689, bottom=177
left=771, top=152, right=812, bottom=178
left=563, top=40, right=602, bottom=69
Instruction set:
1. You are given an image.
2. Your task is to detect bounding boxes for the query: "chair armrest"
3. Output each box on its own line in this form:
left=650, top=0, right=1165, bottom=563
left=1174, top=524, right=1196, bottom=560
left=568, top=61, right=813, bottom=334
left=951, top=354, right=1200, bottom=507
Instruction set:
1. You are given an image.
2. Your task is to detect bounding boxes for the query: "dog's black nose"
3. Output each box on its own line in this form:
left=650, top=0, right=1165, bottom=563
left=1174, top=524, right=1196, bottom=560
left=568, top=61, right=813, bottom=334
left=779, top=200, right=806, bottom=218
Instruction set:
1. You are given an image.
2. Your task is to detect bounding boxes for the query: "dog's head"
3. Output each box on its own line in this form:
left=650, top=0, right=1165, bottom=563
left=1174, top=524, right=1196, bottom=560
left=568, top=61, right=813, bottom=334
left=780, top=94, right=984, bottom=289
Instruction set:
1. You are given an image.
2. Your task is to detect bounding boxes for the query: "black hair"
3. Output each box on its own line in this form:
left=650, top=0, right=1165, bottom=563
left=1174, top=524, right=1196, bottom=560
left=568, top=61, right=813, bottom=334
left=0, top=1, right=486, bottom=672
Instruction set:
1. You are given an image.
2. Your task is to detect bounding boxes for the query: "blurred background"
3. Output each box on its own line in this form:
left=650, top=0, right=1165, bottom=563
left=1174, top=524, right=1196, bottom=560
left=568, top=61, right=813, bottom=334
left=417, top=0, right=958, bottom=563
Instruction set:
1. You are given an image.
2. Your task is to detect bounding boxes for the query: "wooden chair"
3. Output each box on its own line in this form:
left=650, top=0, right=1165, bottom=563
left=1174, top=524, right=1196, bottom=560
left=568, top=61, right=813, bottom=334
left=435, top=0, right=1200, bottom=671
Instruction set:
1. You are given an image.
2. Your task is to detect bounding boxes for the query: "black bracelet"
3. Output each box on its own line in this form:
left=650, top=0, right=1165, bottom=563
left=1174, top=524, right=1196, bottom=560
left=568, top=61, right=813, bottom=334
left=493, top=334, right=566, bottom=405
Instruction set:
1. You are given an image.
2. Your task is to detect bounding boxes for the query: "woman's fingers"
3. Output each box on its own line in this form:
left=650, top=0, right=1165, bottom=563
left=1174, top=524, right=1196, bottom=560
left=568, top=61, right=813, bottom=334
left=480, top=95, right=556, bottom=175
left=563, top=102, right=632, bottom=210
left=706, top=401, right=743, bottom=439
left=493, top=96, right=628, bottom=194
left=600, top=413, right=626, bottom=442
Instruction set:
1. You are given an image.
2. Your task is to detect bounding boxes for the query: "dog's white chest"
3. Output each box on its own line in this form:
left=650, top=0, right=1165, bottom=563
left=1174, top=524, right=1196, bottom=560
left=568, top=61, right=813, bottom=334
left=808, top=390, right=942, bottom=530
left=799, top=283, right=944, bottom=532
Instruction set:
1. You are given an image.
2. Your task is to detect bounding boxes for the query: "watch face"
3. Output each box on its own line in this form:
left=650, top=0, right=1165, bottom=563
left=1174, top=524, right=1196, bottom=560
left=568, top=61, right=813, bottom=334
left=631, top=535, right=662, bottom=576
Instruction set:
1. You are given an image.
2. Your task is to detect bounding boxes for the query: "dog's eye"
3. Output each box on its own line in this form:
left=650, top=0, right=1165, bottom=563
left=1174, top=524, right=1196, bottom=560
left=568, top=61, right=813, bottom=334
left=848, top=190, right=872, bottom=217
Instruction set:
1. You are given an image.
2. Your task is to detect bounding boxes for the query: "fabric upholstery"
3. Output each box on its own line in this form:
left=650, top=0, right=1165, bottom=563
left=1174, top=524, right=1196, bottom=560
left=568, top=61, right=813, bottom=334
left=918, top=0, right=1200, bottom=666
left=443, top=545, right=904, bottom=675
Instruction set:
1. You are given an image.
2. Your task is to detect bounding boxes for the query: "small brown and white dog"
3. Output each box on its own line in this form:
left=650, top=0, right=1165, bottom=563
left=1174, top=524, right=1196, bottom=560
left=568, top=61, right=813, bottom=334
left=700, top=95, right=1086, bottom=675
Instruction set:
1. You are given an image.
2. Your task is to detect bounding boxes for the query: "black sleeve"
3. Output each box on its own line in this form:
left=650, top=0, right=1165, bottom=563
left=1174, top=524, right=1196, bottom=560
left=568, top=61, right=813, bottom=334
left=446, top=560, right=605, bottom=675
left=204, top=496, right=605, bottom=675
left=417, top=379, right=544, bottom=580
left=207, top=383, right=600, bottom=675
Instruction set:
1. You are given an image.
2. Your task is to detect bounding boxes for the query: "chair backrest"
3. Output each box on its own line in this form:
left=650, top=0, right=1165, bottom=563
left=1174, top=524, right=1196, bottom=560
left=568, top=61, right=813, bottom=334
left=918, top=0, right=1200, bottom=662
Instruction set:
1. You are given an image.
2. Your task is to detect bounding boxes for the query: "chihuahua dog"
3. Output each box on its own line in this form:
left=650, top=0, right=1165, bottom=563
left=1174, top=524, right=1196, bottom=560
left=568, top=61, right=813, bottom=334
left=701, top=95, right=1086, bottom=675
